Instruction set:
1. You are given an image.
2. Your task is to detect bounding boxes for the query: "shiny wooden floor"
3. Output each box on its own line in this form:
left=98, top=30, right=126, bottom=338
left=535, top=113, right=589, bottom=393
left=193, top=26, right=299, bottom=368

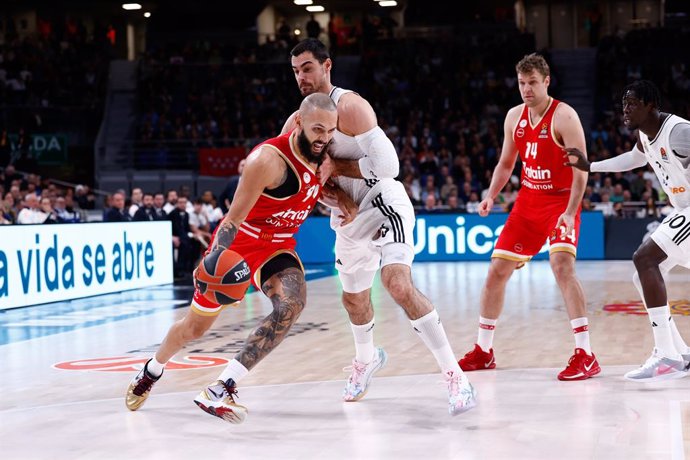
left=1, top=260, right=689, bottom=459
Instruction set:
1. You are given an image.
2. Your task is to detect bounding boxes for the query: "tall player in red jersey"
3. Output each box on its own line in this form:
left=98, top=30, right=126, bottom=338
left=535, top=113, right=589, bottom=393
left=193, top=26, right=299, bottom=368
left=458, top=53, right=600, bottom=380
left=125, top=93, right=355, bottom=423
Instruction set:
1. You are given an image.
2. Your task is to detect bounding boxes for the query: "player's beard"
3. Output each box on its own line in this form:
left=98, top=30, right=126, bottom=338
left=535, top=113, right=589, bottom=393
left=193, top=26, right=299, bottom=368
left=297, top=129, right=330, bottom=165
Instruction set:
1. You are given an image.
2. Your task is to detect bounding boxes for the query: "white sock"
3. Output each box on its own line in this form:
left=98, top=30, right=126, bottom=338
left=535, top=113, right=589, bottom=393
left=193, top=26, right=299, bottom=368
left=351, top=319, right=376, bottom=364
left=648, top=306, right=682, bottom=359
left=411, top=309, right=462, bottom=374
left=669, top=317, right=690, bottom=355
left=477, top=316, right=497, bottom=352
left=147, top=356, right=166, bottom=377
left=634, top=271, right=689, bottom=356
left=570, top=317, right=592, bottom=355
left=217, top=359, right=249, bottom=385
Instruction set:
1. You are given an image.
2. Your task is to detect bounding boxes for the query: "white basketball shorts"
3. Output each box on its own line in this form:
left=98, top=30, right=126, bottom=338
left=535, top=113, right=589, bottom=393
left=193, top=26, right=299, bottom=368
left=651, top=206, right=690, bottom=269
left=331, top=181, right=415, bottom=293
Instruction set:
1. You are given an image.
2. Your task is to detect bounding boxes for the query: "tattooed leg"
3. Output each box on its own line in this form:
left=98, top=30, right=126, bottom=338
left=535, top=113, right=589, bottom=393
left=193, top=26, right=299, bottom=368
left=235, top=267, right=307, bottom=370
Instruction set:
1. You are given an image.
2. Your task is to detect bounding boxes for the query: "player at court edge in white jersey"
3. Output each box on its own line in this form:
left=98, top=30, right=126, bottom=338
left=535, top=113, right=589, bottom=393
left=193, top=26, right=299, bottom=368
left=281, top=38, right=476, bottom=415
left=566, top=80, right=690, bottom=382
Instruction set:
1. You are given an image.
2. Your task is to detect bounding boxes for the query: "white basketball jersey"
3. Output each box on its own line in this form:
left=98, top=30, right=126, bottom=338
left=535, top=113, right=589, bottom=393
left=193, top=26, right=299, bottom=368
left=329, top=86, right=397, bottom=205
left=638, top=114, right=690, bottom=210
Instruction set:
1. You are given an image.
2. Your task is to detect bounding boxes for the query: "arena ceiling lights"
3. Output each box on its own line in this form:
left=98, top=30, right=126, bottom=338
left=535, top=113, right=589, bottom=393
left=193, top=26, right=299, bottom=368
left=122, top=3, right=143, bottom=10
left=293, top=0, right=313, bottom=5
left=306, top=5, right=325, bottom=12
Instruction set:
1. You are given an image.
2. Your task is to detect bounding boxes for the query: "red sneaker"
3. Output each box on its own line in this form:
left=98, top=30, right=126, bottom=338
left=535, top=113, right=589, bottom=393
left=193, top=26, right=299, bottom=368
left=558, top=348, right=601, bottom=381
left=459, top=344, right=496, bottom=371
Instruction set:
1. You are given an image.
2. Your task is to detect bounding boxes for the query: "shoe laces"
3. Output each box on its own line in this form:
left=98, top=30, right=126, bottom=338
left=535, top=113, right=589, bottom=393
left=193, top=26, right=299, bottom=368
left=343, top=360, right=368, bottom=386
left=132, top=369, right=157, bottom=396
left=209, top=380, right=239, bottom=402
left=466, top=347, right=481, bottom=360
left=444, top=371, right=460, bottom=394
left=566, top=350, right=588, bottom=368
left=639, top=350, right=664, bottom=370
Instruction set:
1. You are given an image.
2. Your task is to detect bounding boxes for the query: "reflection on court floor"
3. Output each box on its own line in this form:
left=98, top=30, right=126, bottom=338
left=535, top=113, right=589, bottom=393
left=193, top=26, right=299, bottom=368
left=1, top=261, right=689, bottom=459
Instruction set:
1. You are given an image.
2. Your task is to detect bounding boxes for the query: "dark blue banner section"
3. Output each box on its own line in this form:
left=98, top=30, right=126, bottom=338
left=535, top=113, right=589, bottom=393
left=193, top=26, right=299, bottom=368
left=605, top=217, right=659, bottom=260
left=295, top=212, right=605, bottom=264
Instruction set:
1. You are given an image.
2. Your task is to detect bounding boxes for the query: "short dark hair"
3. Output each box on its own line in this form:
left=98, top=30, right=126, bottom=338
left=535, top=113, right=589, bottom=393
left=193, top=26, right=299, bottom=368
left=623, top=80, right=661, bottom=108
left=290, top=38, right=330, bottom=63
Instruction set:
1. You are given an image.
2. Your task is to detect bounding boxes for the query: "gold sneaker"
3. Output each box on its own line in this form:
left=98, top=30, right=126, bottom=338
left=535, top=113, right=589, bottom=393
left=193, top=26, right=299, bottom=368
left=193, top=379, right=248, bottom=424
left=125, top=360, right=162, bottom=411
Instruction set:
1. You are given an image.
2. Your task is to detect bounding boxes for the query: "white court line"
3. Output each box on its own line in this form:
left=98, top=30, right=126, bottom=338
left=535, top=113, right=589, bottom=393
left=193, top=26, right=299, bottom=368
left=671, top=400, right=686, bottom=460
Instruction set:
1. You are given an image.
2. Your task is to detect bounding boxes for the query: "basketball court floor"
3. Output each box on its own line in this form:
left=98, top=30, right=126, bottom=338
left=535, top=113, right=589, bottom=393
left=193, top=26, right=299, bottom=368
left=2, top=260, right=689, bottom=459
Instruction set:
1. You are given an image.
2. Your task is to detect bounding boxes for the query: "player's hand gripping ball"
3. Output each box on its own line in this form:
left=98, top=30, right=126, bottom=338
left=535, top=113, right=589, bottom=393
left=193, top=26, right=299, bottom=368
left=195, top=249, right=251, bottom=305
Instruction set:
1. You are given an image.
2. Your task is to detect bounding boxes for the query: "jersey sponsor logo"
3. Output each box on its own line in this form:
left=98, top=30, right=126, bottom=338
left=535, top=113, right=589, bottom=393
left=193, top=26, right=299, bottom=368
left=303, top=172, right=312, bottom=183
left=519, top=119, right=527, bottom=128
left=53, top=355, right=229, bottom=372
left=660, top=147, right=669, bottom=162
left=521, top=179, right=554, bottom=191
left=514, top=243, right=523, bottom=252
left=524, top=165, right=552, bottom=181
left=516, top=128, right=525, bottom=138
left=268, top=206, right=313, bottom=227
left=670, top=186, right=687, bottom=194
left=539, top=123, right=549, bottom=139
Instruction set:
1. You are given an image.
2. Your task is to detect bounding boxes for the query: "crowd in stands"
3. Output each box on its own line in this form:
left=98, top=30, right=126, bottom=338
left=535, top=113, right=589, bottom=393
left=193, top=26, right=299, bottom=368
left=130, top=24, right=687, bottom=220
left=0, top=15, right=110, bottom=165
left=2, top=16, right=685, bottom=231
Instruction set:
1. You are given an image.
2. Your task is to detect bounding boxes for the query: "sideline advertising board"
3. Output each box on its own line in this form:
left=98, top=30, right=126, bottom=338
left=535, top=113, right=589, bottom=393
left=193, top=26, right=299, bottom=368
left=0, top=222, right=173, bottom=310
left=296, top=212, right=605, bottom=264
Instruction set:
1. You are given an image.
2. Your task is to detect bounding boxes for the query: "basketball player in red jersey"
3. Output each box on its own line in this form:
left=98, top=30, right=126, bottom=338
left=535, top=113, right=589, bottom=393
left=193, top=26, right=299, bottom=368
left=126, top=93, right=356, bottom=423
left=458, top=53, right=600, bottom=380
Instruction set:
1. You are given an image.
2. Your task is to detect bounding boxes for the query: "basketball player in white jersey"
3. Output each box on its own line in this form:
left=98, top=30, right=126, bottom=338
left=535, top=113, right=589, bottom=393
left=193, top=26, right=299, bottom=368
left=566, top=80, right=690, bottom=382
left=282, top=38, right=476, bottom=415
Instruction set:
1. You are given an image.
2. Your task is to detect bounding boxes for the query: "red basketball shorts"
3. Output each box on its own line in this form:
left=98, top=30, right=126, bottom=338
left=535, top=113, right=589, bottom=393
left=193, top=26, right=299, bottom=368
left=492, top=190, right=581, bottom=265
left=191, top=228, right=300, bottom=316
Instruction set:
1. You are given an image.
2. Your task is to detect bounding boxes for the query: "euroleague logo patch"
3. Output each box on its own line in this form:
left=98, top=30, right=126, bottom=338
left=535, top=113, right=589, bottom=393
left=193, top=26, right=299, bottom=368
left=53, top=355, right=229, bottom=372
left=603, top=299, right=690, bottom=316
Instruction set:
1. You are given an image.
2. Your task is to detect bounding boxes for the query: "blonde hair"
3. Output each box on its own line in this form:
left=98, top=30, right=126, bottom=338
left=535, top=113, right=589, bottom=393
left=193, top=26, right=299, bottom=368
left=516, top=53, right=550, bottom=78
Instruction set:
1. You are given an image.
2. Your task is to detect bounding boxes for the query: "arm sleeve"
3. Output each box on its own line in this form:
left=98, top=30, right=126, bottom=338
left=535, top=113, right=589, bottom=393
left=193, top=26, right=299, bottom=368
left=355, top=126, right=400, bottom=180
left=669, top=123, right=690, bottom=169
left=590, top=145, right=648, bottom=172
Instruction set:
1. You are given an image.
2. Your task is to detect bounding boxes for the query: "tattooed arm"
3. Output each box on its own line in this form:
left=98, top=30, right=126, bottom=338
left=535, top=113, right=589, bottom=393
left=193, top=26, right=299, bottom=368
left=236, top=267, right=307, bottom=370
left=211, top=146, right=287, bottom=251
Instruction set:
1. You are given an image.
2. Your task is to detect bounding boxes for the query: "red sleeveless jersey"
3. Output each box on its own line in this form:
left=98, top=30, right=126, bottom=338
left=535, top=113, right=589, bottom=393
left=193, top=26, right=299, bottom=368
left=239, top=130, right=321, bottom=242
left=513, top=98, right=572, bottom=193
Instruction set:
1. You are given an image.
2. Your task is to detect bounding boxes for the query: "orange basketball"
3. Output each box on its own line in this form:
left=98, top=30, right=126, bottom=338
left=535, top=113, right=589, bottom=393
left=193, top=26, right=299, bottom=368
left=195, top=249, right=251, bottom=305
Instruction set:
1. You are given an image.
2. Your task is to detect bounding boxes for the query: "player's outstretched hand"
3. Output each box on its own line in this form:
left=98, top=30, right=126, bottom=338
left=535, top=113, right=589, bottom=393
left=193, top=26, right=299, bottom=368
left=563, top=148, right=591, bottom=172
